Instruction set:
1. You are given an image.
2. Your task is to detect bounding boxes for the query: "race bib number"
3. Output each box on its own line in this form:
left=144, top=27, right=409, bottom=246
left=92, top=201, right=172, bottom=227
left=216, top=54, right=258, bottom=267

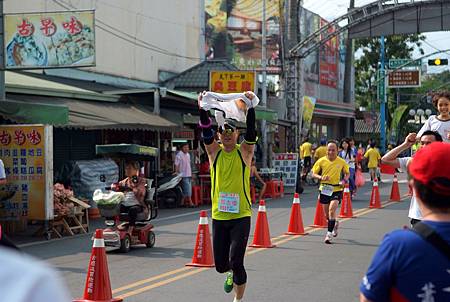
left=218, top=192, right=240, bottom=213
left=321, top=185, right=334, bottom=197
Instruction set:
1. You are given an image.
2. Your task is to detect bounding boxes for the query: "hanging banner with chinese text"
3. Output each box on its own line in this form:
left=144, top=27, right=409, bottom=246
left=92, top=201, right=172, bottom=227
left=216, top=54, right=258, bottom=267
left=302, top=96, right=316, bottom=131
left=4, top=10, right=95, bottom=69
left=0, top=125, right=53, bottom=221
left=319, top=18, right=338, bottom=88
left=209, top=71, right=256, bottom=93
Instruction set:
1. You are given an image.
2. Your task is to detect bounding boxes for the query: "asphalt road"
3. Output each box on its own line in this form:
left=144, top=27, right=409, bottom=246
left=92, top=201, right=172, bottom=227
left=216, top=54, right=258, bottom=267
left=21, top=175, right=412, bottom=302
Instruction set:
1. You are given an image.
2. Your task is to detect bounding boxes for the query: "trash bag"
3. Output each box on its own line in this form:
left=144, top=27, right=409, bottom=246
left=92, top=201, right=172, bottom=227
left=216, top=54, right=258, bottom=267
left=355, top=168, right=365, bottom=188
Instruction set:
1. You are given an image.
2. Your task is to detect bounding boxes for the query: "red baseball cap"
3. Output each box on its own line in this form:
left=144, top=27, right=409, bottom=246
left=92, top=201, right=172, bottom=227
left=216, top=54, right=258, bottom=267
left=409, top=142, right=450, bottom=195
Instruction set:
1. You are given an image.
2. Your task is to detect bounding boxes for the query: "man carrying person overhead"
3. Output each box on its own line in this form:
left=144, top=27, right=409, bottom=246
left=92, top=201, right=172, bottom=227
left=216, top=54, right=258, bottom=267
left=311, top=140, right=350, bottom=244
left=198, top=91, right=257, bottom=302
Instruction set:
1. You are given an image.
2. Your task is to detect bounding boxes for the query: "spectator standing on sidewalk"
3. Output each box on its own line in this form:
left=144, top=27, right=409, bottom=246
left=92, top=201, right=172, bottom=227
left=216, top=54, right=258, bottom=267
left=360, top=142, right=450, bottom=302
left=175, top=143, right=195, bottom=208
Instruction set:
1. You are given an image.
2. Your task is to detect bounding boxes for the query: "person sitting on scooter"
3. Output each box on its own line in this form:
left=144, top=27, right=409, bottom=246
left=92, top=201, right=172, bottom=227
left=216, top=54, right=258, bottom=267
left=116, top=161, right=148, bottom=231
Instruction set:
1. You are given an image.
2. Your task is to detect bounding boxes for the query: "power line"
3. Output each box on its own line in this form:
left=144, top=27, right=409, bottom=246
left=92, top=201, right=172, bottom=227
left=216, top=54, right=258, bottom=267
left=51, top=0, right=201, bottom=60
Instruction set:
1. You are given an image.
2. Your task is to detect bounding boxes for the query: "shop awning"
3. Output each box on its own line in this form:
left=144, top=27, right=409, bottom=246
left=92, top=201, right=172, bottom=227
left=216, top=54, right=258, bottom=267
left=65, top=100, right=176, bottom=130
left=0, top=99, right=69, bottom=124
left=167, top=89, right=198, bottom=101
left=3, top=97, right=176, bottom=130
left=255, top=107, right=278, bottom=122
left=96, top=144, right=159, bottom=157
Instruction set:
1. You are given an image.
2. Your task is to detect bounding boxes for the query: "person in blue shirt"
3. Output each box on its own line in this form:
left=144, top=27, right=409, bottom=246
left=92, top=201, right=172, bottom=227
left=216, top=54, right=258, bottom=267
left=360, top=142, right=450, bottom=302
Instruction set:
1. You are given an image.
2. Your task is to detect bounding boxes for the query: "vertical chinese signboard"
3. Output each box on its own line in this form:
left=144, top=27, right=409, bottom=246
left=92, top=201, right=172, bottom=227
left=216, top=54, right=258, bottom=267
left=209, top=71, right=256, bottom=93
left=4, top=10, right=95, bottom=69
left=272, top=153, right=298, bottom=187
left=0, top=125, right=53, bottom=223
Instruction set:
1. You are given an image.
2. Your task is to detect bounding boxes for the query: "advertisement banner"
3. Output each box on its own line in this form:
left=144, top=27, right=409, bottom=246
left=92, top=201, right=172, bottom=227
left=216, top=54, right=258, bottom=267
left=205, top=0, right=283, bottom=73
left=319, top=18, right=338, bottom=88
left=0, top=125, right=50, bottom=221
left=302, top=96, right=316, bottom=130
left=4, top=10, right=95, bottom=69
left=299, top=7, right=320, bottom=83
left=209, top=70, right=256, bottom=93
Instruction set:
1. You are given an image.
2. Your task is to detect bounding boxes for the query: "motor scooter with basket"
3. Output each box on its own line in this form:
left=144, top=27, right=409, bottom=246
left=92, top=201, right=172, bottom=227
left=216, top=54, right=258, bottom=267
left=94, top=144, right=159, bottom=252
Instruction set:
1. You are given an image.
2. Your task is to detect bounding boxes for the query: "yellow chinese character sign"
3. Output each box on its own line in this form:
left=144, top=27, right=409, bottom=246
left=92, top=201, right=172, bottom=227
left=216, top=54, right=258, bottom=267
left=209, top=71, right=256, bottom=93
left=0, top=125, right=48, bottom=221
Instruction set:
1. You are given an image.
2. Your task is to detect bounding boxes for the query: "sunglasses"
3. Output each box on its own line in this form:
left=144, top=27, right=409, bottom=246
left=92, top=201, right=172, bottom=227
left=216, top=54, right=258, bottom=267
left=218, top=127, right=235, bottom=135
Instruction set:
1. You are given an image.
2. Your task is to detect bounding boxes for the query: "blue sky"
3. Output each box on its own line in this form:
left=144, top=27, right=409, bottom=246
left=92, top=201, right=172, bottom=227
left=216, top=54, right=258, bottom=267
left=302, top=0, right=450, bottom=73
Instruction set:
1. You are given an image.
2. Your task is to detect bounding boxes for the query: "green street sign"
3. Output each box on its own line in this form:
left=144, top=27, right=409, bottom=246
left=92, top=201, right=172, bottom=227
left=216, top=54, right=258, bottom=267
left=388, top=59, right=421, bottom=69
left=377, top=69, right=386, bottom=101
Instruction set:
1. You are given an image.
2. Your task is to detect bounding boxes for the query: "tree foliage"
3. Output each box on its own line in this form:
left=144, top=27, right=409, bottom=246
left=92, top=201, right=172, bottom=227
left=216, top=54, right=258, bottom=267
left=354, top=34, right=426, bottom=110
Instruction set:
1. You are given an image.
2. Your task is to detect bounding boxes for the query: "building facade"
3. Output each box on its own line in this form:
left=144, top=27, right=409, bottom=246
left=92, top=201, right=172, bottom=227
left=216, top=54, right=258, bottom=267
left=5, top=0, right=204, bottom=83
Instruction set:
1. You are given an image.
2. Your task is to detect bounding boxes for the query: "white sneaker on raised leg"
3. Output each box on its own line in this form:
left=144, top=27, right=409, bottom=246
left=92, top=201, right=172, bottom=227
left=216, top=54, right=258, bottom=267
left=332, top=221, right=339, bottom=237
left=324, top=232, right=333, bottom=244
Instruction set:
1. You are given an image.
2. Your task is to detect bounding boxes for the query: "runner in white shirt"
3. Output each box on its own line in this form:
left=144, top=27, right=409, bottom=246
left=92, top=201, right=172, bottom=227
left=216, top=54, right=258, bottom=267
left=0, top=246, right=71, bottom=302
left=381, top=131, right=443, bottom=225
left=417, top=91, right=450, bottom=142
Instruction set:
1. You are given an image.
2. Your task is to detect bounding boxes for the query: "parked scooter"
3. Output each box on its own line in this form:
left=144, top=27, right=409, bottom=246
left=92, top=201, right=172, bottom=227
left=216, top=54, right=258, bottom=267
left=156, top=173, right=183, bottom=208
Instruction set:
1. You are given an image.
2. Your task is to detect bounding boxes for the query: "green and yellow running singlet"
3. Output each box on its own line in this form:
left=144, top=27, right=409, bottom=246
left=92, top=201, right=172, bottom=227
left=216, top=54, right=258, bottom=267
left=210, top=145, right=252, bottom=220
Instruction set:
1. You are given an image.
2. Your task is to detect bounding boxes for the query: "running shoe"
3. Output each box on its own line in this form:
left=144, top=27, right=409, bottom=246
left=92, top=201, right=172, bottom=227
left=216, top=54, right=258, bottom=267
left=332, top=220, right=339, bottom=237
left=224, top=271, right=233, bottom=293
left=324, top=232, right=333, bottom=244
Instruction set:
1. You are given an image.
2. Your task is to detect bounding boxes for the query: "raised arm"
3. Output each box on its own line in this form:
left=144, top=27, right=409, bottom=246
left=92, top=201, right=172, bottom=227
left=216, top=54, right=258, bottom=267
left=381, top=133, right=416, bottom=168
left=198, top=92, right=220, bottom=164
left=240, top=92, right=257, bottom=166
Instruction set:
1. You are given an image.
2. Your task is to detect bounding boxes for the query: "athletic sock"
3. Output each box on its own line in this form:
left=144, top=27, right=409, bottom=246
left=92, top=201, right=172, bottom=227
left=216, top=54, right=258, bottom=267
left=233, top=298, right=242, bottom=302
left=328, top=219, right=336, bottom=233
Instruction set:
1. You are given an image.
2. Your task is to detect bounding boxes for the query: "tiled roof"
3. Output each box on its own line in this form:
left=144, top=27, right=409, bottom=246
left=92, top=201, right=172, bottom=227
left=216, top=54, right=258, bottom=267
left=164, top=59, right=238, bottom=91
left=17, top=71, right=129, bottom=92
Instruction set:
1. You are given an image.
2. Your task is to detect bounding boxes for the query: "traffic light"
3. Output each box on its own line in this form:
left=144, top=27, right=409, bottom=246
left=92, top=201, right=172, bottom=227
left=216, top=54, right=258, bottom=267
left=428, top=58, right=448, bottom=66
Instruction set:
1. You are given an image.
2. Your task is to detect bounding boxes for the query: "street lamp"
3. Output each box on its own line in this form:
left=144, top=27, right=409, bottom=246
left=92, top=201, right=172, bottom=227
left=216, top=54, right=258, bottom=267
left=409, top=108, right=432, bottom=126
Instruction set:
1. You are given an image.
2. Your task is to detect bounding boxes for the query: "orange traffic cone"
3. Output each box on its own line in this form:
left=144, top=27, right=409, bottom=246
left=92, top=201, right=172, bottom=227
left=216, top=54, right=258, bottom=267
left=250, top=200, right=276, bottom=248
left=311, top=196, right=327, bottom=228
left=339, top=184, right=355, bottom=218
left=369, top=178, right=381, bottom=208
left=73, top=230, right=122, bottom=302
left=285, top=193, right=308, bottom=235
left=390, top=174, right=401, bottom=202
left=186, top=210, right=214, bottom=267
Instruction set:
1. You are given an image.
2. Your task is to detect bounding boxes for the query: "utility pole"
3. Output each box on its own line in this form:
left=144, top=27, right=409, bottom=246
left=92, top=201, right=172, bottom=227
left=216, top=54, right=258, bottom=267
left=0, top=0, right=5, bottom=101
left=343, top=0, right=355, bottom=137
left=380, top=36, right=386, bottom=154
left=261, top=0, right=268, bottom=167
